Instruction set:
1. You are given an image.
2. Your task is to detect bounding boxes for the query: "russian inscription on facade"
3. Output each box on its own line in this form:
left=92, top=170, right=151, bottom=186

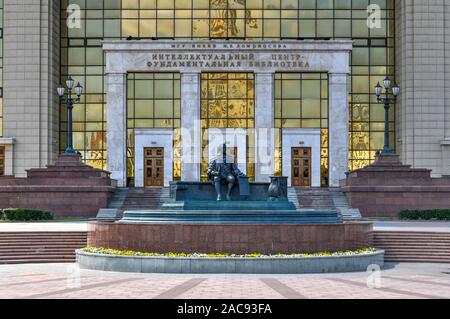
left=147, top=53, right=310, bottom=70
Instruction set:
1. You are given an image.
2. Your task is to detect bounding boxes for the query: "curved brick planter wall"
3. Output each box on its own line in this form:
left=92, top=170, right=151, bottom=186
left=76, top=250, right=384, bottom=274
left=87, top=221, right=373, bottom=255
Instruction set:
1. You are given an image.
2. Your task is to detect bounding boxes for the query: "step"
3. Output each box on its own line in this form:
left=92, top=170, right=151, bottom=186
left=0, top=234, right=87, bottom=238
left=0, top=240, right=87, bottom=245
left=0, top=253, right=78, bottom=259
left=0, top=234, right=87, bottom=237
left=374, top=241, right=450, bottom=246
left=0, top=253, right=80, bottom=258
left=0, top=246, right=85, bottom=251
left=374, top=246, right=450, bottom=251
left=374, top=232, right=450, bottom=236
left=374, top=240, right=450, bottom=245
left=0, top=246, right=83, bottom=251
left=384, top=255, right=450, bottom=262
left=0, top=255, right=76, bottom=261
left=384, top=258, right=450, bottom=263
left=381, top=251, right=450, bottom=256
left=0, top=241, right=86, bottom=245
left=374, top=238, right=450, bottom=243
left=0, top=259, right=76, bottom=264
left=0, top=235, right=87, bottom=239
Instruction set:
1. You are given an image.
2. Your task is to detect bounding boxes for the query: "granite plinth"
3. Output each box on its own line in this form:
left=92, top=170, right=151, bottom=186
left=120, top=209, right=342, bottom=225
left=170, top=181, right=288, bottom=202
left=0, top=154, right=115, bottom=217
left=342, top=154, right=450, bottom=217
left=162, top=200, right=297, bottom=211
left=128, top=179, right=340, bottom=224
left=87, top=221, right=373, bottom=255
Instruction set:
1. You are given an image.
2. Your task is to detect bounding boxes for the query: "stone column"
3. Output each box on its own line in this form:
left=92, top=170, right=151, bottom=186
left=395, top=0, right=448, bottom=177
left=106, top=73, right=127, bottom=187
left=329, top=73, right=349, bottom=187
left=441, top=139, right=450, bottom=176
left=181, top=73, right=201, bottom=181
left=3, top=0, right=61, bottom=177
left=254, top=73, right=275, bottom=182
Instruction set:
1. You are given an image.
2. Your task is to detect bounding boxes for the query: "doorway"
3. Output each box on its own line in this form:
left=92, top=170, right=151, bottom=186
left=144, top=147, right=164, bottom=187
left=291, top=147, right=311, bottom=187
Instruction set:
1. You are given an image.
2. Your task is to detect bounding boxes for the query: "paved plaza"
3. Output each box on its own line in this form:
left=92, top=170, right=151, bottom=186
left=0, top=262, right=449, bottom=299
left=1, top=221, right=449, bottom=299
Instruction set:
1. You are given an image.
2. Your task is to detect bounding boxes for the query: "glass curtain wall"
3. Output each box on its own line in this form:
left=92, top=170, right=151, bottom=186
left=274, top=73, right=329, bottom=186
left=60, top=0, right=395, bottom=178
left=200, top=72, right=255, bottom=181
left=0, top=0, right=3, bottom=137
left=126, top=72, right=181, bottom=185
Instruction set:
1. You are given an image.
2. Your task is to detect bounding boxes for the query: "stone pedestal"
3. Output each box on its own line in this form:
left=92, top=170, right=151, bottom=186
left=342, top=154, right=450, bottom=217
left=0, top=154, right=115, bottom=217
left=87, top=221, right=373, bottom=255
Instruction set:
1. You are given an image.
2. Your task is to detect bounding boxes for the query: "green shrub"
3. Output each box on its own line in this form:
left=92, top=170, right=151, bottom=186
left=399, top=209, right=450, bottom=221
left=1, top=208, right=53, bottom=221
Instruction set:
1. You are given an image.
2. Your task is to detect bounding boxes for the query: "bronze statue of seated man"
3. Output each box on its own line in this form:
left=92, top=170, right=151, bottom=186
left=207, top=157, right=246, bottom=201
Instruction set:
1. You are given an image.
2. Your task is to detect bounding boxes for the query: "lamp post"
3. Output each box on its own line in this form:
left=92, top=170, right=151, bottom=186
left=57, top=75, right=83, bottom=155
left=375, top=76, right=400, bottom=155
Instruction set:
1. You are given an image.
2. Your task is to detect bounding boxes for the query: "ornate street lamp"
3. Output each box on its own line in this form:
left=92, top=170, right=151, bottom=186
left=375, top=76, right=400, bottom=155
left=57, top=75, right=83, bottom=155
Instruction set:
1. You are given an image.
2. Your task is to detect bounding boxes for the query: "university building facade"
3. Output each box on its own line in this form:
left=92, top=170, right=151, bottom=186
left=0, top=0, right=449, bottom=189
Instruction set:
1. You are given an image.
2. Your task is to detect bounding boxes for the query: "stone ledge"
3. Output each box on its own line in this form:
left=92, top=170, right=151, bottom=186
left=76, top=249, right=384, bottom=274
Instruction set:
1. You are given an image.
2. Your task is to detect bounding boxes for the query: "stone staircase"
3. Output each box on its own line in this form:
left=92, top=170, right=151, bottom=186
left=287, top=188, right=301, bottom=210
left=107, top=188, right=129, bottom=210
left=290, top=188, right=362, bottom=220
left=0, top=232, right=87, bottom=264
left=329, top=189, right=363, bottom=221
left=109, top=187, right=170, bottom=212
left=106, top=187, right=361, bottom=220
left=374, top=231, right=450, bottom=263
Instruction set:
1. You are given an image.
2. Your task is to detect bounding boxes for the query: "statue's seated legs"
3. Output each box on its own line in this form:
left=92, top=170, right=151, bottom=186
left=213, top=176, right=222, bottom=201
left=213, top=174, right=236, bottom=201
left=225, top=174, right=236, bottom=201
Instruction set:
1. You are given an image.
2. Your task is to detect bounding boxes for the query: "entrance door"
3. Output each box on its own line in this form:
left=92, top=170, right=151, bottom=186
left=291, top=147, right=311, bottom=187
left=144, top=148, right=164, bottom=187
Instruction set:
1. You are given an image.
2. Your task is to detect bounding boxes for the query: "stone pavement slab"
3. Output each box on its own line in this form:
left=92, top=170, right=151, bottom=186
left=0, top=263, right=449, bottom=299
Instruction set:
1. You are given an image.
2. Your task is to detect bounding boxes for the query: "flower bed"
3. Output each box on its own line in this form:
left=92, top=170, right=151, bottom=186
left=77, top=247, right=384, bottom=274
left=82, top=246, right=378, bottom=259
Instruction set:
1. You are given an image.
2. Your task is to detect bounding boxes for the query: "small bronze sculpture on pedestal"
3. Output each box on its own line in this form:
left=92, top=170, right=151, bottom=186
left=207, top=144, right=246, bottom=201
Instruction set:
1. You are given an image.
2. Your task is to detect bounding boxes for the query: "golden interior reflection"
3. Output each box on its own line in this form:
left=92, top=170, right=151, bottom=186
left=201, top=73, right=254, bottom=129
left=200, top=72, right=255, bottom=181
